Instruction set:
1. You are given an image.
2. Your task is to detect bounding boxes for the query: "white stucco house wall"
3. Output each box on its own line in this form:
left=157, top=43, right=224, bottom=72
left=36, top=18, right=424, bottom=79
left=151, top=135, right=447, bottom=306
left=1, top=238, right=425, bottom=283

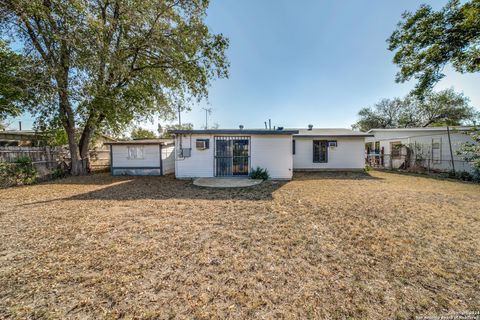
left=366, top=127, right=475, bottom=173
left=292, top=128, right=373, bottom=170
left=170, top=129, right=297, bottom=180
left=169, top=127, right=371, bottom=180
left=106, top=139, right=175, bottom=176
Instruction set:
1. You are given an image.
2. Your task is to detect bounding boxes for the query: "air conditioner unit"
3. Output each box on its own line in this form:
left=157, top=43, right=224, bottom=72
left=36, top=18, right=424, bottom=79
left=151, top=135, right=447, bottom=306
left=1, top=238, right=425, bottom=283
left=196, top=139, right=209, bottom=150
left=328, top=141, right=337, bottom=147
left=196, top=140, right=206, bottom=149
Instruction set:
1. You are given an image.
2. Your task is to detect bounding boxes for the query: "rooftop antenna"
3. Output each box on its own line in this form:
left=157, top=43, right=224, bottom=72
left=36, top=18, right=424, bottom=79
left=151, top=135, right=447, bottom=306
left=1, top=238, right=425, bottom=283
left=202, top=107, right=212, bottom=129
left=177, top=104, right=182, bottom=126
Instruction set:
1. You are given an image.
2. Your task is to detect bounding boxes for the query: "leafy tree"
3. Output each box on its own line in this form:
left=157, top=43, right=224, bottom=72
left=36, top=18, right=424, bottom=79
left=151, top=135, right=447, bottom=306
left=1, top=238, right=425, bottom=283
left=131, top=127, right=157, bottom=140
left=457, top=128, right=480, bottom=179
left=413, top=89, right=478, bottom=127
left=0, top=0, right=229, bottom=175
left=353, top=89, right=477, bottom=131
left=161, top=123, right=194, bottom=138
left=352, top=98, right=406, bottom=131
left=0, top=40, right=45, bottom=121
left=388, top=0, right=480, bottom=95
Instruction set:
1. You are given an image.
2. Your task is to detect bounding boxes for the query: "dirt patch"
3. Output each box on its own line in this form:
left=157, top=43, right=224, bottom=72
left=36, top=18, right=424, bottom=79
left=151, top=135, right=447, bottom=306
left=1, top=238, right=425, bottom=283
left=0, top=171, right=479, bottom=319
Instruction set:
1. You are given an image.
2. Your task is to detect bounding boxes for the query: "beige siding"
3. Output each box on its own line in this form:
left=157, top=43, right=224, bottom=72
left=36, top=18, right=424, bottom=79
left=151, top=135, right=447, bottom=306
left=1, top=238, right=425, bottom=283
left=293, top=137, right=365, bottom=170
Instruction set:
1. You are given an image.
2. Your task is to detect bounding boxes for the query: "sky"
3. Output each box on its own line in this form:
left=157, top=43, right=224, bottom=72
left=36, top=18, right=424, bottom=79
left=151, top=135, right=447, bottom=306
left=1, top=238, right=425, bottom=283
left=8, top=0, right=480, bottom=132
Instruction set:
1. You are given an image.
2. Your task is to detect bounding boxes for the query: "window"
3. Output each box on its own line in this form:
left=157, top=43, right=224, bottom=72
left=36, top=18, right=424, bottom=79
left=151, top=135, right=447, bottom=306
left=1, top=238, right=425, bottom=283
left=127, top=146, right=144, bottom=159
left=292, top=140, right=296, bottom=155
left=390, top=142, right=402, bottom=159
left=374, top=141, right=380, bottom=153
left=432, top=138, right=442, bottom=163
left=313, top=140, right=328, bottom=163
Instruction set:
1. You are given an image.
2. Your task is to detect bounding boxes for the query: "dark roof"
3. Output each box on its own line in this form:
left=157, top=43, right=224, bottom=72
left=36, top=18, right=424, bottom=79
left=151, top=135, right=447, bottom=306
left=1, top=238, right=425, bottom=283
left=367, top=126, right=475, bottom=133
left=105, top=139, right=173, bottom=145
left=168, top=129, right=299, bottom=135
left=292, top=128, right=373, bottom=138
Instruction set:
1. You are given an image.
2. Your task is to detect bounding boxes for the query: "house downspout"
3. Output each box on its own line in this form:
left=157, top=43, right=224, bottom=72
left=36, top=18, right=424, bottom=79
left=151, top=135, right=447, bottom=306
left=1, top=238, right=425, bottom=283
left=159, top=144, right=163, bottom=176
left=110, top=145, right=113, bottom=175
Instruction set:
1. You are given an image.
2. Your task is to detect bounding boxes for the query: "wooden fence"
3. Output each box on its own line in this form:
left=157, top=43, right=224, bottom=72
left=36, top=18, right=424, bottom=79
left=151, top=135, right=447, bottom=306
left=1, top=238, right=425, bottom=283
left=0, top=146, right=110, bottom=174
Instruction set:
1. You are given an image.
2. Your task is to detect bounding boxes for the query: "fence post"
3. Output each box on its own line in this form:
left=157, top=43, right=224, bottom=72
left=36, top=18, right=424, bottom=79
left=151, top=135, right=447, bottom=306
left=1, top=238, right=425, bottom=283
left=446, top=126, right=456, bottom=174
left=46, top=146, right=52, bottom=170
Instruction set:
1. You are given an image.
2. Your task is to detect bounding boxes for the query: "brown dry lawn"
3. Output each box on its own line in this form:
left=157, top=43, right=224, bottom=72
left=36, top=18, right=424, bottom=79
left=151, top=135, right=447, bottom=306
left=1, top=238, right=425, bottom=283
left=0, top=171, right=479, bottom=319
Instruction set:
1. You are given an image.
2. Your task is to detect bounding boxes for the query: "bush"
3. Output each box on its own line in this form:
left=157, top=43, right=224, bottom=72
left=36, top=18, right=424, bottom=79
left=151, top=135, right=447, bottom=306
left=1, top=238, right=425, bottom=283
left=0, top=157, right=37, bottom=188
left=250, top=167, right=269, bottom=180
left=52, top=168, right=67, bottom=179
left=446, top=170, right=479, bottom=183
left=456, top=171, right=473, bottom=181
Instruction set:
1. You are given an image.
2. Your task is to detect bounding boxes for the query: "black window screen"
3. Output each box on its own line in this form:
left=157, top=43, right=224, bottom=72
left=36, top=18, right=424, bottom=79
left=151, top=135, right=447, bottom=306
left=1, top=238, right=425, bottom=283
left=313, top=140, right=328, bottom=163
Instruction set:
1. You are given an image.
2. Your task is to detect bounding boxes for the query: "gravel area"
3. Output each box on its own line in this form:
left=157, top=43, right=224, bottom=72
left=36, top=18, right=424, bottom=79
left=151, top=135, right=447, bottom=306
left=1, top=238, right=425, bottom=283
left=0, top=171, right=479, bottom=319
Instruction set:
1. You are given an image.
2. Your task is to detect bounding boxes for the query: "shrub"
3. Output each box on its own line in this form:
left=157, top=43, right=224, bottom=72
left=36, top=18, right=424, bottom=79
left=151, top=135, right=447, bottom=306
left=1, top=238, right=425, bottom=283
left=52, top=168, right=67, bottom=179
left=0, top=157, right=37, bottom=188
left=250, top=167, right=269, bottom=180
left=446, top=170, right=479, bottom=183
left=456, top=171, right=473, bottom=181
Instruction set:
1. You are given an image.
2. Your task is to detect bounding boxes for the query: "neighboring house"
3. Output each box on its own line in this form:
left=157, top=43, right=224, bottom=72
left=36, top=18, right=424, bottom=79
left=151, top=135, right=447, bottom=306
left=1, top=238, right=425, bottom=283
left=106, top=139, right=175, bottom=176
left=0, top=130, right=46, bottom=146
left=168, top=127, right=371, bottom=180
left=366, top=127, right=475, bottom=173
left=292, top=127, right=373, bottom=170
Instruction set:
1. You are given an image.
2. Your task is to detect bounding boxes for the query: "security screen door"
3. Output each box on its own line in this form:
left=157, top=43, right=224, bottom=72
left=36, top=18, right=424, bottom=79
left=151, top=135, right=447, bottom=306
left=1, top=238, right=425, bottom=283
left=215, top=136, right=250, bottom=176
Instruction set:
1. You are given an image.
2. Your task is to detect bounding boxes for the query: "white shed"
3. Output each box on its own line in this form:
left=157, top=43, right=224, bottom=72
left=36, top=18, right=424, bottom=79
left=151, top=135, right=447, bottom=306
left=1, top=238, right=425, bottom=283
left=106, top=139, right=175, bottom=176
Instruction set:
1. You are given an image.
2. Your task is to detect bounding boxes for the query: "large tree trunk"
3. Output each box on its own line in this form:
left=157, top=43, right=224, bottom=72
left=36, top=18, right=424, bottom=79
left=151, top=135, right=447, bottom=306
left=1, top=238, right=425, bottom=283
left=56, top=59, right=88, bottom=176
left=58, top=88, right=86, bottom=176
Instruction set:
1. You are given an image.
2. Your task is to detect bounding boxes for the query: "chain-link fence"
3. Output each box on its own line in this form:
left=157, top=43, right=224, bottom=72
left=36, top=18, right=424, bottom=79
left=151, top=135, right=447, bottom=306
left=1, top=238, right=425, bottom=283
left=366, top=153, right=474, bottom=174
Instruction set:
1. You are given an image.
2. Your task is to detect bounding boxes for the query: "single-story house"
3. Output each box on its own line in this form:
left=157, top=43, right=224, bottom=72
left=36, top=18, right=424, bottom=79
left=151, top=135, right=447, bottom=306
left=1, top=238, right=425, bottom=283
left=169, top=127, right=372, bottom=180
left=365, top=127, right=476, bottom=173
left=106, top=139, right=174, bottom=176
left=292, top=128, right=373, bottom=171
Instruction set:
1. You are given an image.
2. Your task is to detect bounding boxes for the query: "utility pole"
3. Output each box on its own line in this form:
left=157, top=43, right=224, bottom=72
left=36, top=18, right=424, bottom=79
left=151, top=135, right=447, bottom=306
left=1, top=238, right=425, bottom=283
left=447, top=126, right=456, bottom=174
left=202, top=107, right=212, bottom=129
left=177, top=104, right=182, bottom=126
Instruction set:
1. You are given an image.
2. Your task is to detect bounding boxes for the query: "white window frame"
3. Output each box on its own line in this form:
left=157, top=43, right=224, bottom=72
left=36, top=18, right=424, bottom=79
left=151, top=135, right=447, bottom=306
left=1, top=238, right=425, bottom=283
left=127, top=146, right=144, bottom=160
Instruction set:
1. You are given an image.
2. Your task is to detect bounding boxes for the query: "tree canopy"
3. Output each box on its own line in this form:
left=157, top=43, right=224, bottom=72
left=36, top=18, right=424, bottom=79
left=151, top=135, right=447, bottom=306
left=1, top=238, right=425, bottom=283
left=0, top=40, right=45, bottom=121
left=388, top=0, right=480, bottom=95
left=131, top=127, right=157, bottom=140
left=457, top=128, right=480, bottom=178
left=0, top=0, right=229, bottom=174
left=352, top=88, right=478, bottom=132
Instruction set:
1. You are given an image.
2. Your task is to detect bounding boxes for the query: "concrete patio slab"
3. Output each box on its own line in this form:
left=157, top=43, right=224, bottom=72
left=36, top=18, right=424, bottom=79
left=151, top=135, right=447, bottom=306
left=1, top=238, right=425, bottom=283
left=193, top=177, right=263, bottom=188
